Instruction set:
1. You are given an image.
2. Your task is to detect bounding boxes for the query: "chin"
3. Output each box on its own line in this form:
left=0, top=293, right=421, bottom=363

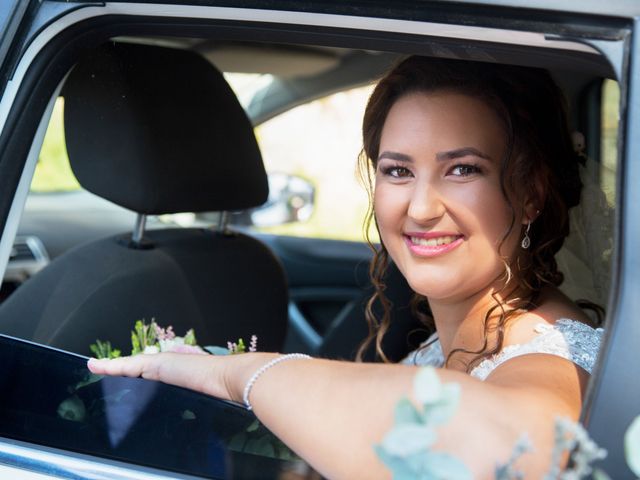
left=404, top=274, right=461, bottom=301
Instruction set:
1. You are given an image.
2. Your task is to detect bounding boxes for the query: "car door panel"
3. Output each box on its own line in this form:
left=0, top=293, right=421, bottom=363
left=257, top=234, right=373, bottom=354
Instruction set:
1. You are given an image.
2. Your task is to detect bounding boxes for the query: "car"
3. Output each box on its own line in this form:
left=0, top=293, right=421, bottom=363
left=0, top=0, right=637, bottom=478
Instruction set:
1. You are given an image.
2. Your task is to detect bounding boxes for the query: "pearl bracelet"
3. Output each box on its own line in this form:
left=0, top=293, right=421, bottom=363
left=243, top=353, right=312, bottom=410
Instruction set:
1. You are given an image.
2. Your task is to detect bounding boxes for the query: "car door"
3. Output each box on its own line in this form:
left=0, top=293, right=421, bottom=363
left=0, top=1, right=637, bottom=478
left=0, top=334, right=304, bottom=479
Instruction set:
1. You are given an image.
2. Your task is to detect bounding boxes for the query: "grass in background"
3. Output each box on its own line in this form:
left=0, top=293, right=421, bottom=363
left=31, top=98, right=80, bottom=192
left=600, top=79, right=619, bottom=206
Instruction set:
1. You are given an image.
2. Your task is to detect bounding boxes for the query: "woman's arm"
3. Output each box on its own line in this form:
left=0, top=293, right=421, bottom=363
left=88, top=352, right=585, bottom=479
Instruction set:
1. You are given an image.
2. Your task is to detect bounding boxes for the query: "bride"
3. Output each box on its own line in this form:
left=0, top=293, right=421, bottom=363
left=88, top=55, right=605, bottom=479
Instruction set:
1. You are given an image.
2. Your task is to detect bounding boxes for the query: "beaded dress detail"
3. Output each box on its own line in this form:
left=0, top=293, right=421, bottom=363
left=401, top=318, right=604, bottom=381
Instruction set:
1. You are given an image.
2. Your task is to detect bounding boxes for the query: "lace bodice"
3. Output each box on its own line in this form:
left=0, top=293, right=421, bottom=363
left=401, top=318, right=604, bottom=380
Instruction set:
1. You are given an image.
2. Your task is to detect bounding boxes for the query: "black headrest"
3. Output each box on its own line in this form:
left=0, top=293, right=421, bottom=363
left=63, top=43, right=268, bottom=214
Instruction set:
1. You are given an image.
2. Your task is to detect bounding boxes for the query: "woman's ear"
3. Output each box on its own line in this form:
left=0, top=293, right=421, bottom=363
left=522, top=174, right=546, bottom=224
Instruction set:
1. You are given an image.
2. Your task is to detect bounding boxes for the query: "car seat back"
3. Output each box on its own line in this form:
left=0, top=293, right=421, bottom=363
left=0, top=43, right=288, bottom=354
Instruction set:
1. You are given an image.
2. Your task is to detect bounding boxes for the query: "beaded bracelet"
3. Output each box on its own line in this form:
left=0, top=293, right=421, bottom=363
left=242, top=353, right=312, bottom=410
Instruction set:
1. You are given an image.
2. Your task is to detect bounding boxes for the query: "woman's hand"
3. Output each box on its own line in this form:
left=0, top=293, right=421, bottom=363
left=87, top=352, right=278, bottom=404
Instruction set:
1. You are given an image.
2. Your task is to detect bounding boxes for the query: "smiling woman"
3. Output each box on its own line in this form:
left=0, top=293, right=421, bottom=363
left=374, top=92, right=514, bottom=303
left=89, top=55, right=605, bottom=479
left=359, top=56, right=602, bottom=372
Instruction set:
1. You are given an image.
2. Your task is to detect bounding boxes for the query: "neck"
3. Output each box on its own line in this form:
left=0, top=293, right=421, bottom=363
left=429, top=284, right=515, bottom=372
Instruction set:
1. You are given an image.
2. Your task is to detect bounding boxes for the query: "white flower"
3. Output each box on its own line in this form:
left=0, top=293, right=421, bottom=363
left=159, top=337, right=185, bottom=352
left=143, top=345, right=160, bottom=354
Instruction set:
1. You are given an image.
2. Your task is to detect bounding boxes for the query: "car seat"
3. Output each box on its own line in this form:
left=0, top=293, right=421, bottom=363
left=0, top=42, right=288, bottom=355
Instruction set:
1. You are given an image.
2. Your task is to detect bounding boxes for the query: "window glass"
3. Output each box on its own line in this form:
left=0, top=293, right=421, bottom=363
left=31, top=79, right=377, bottom=243
left=0, top=336, right=301, bottom=478
left=252, top=85, right=377, bottom=242
left=31, top=98, right=80, bottom=193
left=600, top=79, right=619, bottom=206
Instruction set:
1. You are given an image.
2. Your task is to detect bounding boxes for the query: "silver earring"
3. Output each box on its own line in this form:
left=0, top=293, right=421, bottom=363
left=521, top=222, right=531, bottom=249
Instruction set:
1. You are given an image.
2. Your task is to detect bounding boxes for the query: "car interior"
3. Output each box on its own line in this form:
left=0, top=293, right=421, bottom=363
left=0, top=31, right=617, bottom=364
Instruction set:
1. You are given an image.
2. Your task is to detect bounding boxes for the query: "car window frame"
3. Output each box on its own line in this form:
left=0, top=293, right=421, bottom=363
left=0, top=2, right=634, bottom=476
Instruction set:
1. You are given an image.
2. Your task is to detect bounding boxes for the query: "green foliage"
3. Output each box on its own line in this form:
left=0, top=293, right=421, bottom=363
left=227, top=419, right=298, bottom=461
left=183, top=328, right=197, bottom=346
left=130, top=319, right=157, bottom=355
left=234, top=338, right=247, bottom=354
left=89, top=339, right=121, bottom=359
left=376, top=369, right=639, bottom=480
left=32, top=98, right=80, bottom=192
left=374, top=366, right=472, bottom=480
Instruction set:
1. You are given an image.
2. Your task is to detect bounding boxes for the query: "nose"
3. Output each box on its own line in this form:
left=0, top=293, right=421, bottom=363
left=407, top=180, right=445, bottom=225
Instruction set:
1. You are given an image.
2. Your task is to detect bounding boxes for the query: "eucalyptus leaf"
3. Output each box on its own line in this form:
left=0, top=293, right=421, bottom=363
left=421, top=397, right=460, bottom=426
left=72, top=372, right=103, bottom=392
left=205, top=345, right=230, bottom=355
left=247, top=419, right=260, bottom=432
left=414, top=367, right=443, bottom=405
left=374, top=445, right=418, bottom=479
left=625, top=415, right=640, bottom=477
left=406, top=451, right=472, bottom=480
left=440, top=383, right=461, bottom=406
left=57, top=395, right=86, bottom=422
left=381, top=424, right=437, bottom=456
left=395, top=397, right=423, bottom=425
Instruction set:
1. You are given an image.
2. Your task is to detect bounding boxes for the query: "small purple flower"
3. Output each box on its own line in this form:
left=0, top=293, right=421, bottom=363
left=249, top=335, right=258, bottom=352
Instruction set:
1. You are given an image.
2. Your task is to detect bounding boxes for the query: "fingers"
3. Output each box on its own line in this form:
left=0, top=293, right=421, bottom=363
left=87, top=351, right=271, bottom=403
left=87, top=353, right=220, bottom=397
left=87, top=355, right=151, bottom=378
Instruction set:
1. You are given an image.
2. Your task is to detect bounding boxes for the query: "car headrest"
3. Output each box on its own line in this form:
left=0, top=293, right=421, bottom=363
left=63, top=43, right=268, bottom=214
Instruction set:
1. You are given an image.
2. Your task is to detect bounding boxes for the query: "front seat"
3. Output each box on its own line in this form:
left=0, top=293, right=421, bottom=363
left=0, top=43, right=288, bottom=355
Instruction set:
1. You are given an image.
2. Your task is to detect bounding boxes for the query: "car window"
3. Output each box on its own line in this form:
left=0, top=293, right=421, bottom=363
left=0, top=335, right=301, bottom=479
left=29, top=78, right=377, bottom=242
left=600, top=79, right=619, bottom=206
left=251, top=85, right=376, bottom=242
left=31, top=98, right=79, bottom=193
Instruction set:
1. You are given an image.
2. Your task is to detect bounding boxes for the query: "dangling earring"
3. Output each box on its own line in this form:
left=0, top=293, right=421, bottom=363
left=521, top=222, right=531, bottom=249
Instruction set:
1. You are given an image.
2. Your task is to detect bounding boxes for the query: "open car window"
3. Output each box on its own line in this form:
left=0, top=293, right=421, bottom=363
left=0, top=335, right=302, bottom=479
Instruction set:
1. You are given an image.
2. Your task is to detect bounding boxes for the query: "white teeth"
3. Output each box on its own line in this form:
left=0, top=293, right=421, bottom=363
left=410, top=235, right=459, bottom=247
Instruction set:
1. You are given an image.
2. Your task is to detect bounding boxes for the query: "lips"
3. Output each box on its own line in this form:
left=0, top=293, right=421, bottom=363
left=403, top=232, right=464, bottom=257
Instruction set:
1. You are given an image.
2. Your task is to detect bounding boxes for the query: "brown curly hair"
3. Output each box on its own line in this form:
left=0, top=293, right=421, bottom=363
left=356, top=55, right=598, bottom=370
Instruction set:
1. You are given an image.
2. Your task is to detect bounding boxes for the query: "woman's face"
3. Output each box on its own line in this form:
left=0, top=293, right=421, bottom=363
left=374, top=91, right=524, bottom=303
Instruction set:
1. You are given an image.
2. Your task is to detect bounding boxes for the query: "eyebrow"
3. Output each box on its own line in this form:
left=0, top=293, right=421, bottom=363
left=435, top=147, right=492, bottom=162
left=377, top=147, right=492, bottom=164
left=377, top=151, right=412, bottom=163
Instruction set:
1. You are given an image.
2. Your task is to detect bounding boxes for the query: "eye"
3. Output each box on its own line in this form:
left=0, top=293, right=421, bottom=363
left=380, top=165, right=413, bottom=178
left=448, top=164, right=481, bottom=177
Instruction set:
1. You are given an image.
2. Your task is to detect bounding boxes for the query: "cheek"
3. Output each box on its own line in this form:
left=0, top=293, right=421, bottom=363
left=450, top=182, right=519, bottom=246
left=458, top=186, right=519, bottom=254
left=373, top=184, right=405, bottom=233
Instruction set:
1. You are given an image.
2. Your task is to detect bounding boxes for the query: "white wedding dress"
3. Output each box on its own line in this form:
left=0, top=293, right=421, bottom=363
left=401, top=318, right=604, bottom=380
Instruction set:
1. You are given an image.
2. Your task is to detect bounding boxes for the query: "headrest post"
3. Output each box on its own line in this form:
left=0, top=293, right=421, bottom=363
left=217, top=211, right=230, bottom=234
left=132, top=214, right=147, bottom=245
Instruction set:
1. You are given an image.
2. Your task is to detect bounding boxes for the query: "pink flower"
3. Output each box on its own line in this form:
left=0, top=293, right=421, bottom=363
left=154, top=323, right=176, bottom=341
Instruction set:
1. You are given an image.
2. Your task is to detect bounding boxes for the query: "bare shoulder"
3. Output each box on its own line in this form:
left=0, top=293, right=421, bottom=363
left=504, top=286, right=596, bottom=346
